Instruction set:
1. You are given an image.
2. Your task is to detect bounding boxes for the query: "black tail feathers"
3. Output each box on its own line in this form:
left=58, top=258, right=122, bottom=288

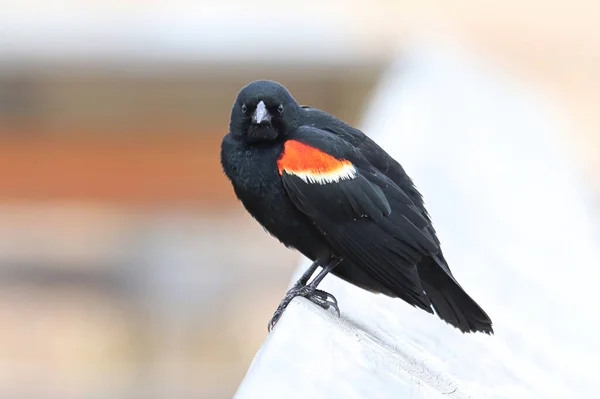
left=419, top=257, right=494, bottom=334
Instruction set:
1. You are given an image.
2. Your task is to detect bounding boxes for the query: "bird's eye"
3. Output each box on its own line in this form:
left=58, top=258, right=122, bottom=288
left=277, top=104, right=284, bottom=114
left=241, top=104, right=247, bottom=113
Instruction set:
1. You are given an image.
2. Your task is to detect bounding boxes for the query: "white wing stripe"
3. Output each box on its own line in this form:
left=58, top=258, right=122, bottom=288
left=286, top=163, right=357, bottom=185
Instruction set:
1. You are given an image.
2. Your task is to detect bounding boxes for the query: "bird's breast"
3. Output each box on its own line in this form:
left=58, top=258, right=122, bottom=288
left=221, top=136, right=325, bottom=256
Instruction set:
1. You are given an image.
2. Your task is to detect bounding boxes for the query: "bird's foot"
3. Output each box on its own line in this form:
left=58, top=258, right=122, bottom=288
left=268, top=285, right=339, bottom=332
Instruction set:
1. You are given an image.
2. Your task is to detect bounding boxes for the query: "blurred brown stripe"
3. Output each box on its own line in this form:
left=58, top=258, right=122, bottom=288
left=0, top=132, right=236, bottom=207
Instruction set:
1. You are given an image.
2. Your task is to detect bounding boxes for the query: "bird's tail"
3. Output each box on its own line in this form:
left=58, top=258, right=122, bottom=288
left=419, top=257, right=494, bottom=334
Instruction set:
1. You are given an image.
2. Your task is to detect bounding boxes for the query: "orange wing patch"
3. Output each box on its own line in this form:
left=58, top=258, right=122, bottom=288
left=277, top=140, right=356, bottom=184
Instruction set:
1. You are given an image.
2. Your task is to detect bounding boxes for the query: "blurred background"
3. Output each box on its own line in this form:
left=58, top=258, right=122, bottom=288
left=0, top=1, right=598, bottom=398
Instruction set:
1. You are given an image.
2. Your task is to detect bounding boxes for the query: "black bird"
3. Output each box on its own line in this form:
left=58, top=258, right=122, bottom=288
left=221, top=80, right=493, bottom=334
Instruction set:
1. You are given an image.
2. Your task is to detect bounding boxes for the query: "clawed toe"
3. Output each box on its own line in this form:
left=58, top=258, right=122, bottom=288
left=268, top=285, right=307, bottom=332
left=313, top=289, right=338, bottom=307
left=268, top=309, right=282, bottom=332
left=308, top=289, right=340, bottom=316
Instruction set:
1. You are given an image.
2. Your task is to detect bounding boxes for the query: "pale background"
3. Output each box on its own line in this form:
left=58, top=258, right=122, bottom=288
left=0, top=1, right=598, bottom=398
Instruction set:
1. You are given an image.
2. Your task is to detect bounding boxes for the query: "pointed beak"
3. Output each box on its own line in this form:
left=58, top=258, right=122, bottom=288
left=252, top=101, right=271, bottom=124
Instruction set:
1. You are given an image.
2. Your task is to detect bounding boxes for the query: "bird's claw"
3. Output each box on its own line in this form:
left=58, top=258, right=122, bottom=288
left=309, top=289, right=340, bottom=316
left=268, top=286, right=339, bottom=332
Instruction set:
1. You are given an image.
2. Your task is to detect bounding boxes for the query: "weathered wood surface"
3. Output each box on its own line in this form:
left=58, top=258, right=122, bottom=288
left=235, top=45, right=600, bottom=399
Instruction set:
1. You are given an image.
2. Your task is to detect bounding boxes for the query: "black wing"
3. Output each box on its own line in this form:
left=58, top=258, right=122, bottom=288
left=280, top=127, right=440, bottom=311
left=297, top=111, right=493, bottom=334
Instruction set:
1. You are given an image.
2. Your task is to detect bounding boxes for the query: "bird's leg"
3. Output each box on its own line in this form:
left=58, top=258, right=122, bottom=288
left=268, top=258, right=341, bottom=332
left=307, top=258, right=341, bottom=287
left=291, top=258, right=321, bottom=289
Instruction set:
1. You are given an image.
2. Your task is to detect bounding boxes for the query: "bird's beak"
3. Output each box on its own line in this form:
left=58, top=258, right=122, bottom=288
left=252, top=101, right=271, bottom=124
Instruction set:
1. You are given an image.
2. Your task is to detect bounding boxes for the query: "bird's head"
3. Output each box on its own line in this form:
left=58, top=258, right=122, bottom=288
left=229, top=80, right=301, bottom=143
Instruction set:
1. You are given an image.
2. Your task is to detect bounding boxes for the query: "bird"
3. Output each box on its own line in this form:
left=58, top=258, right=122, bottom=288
left=220, top=79, right=493, bottom=334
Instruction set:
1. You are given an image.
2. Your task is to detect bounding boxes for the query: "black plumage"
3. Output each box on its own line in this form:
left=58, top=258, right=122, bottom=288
left=221, top=80, right=493, bottom=334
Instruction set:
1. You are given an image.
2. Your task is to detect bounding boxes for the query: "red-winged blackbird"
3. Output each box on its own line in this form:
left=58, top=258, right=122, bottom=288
left=221, top=80, right=493, bottom=334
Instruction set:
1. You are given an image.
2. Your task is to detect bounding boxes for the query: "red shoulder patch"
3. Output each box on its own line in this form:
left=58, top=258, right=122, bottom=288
left=277, top=140, right=356, bottom=184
